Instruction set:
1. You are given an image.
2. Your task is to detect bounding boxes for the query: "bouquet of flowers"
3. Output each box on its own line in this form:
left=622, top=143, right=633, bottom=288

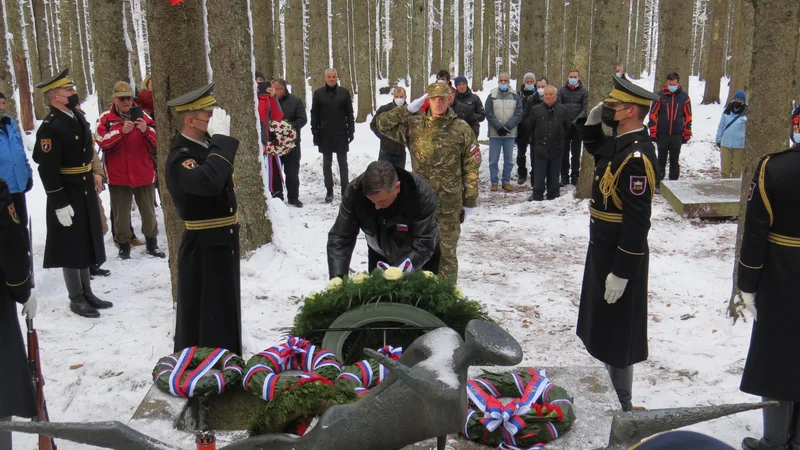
left=264, top=120, right=297, bottom=156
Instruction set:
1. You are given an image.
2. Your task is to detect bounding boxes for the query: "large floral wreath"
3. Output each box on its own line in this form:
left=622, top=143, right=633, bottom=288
left=264, top=120, right=297, bottom=156
left=462, top=369, right=576, bottom=449
left=152, top=347, right=245, bottom=398
left=334, top=345, right=403, bottom=396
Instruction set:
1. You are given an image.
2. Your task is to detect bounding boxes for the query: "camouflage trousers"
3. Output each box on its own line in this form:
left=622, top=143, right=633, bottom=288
left=437, top=211, right=461, bottom=282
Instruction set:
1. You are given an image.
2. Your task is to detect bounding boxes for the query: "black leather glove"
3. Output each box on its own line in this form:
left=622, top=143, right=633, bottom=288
left=24, top=177, right=33, bottom=193
left=313, top=134, right=320, bottom=147
left=496, top=126, right=510, bottom=136
left=348, top=134, right=355, bottom=144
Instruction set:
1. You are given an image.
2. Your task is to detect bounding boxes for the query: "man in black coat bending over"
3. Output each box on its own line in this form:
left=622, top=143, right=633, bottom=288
left=327, top=161, right=441, bottom=279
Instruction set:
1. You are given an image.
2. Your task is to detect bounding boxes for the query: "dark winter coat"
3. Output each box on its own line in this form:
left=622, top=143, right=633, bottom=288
left=166, top=133, right=242, bottom=355
left=648, top=85, right=693, bottom=141
left=33, top=107, right=106, bottom=269
left=526, top=103, right=571, bottom=160
left=453, top=89, right=486, bottom=138
left=558, top=82, right=589, bottom=123
left=522, top=91, right=562, bottom=128
left=278, top=92, right=307, bottom=146
left=577, top=125, right=657, bottom=368
left=370, top=102, right=407, bottom=155
left=311, top=84, right=355, bottom=153
left=516, top=88, right=536, bottom=143
left=738, top=145, right=800, bottom=401
left=327, top=167, right=440, bottom=279
left=0, top=180, right=36, bottom=419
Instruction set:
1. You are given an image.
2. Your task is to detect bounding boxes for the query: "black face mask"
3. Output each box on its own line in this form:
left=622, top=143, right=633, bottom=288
left=601, top=107, right=620, bottom=129
left=65, top=94, right=80, bottom=110
left=731, top=102, right=744, bottom=112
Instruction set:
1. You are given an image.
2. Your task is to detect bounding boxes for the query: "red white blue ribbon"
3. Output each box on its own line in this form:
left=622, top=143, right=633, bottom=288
left=181, top=348, right=227, bottom=398
left=168, top=347, right=196, bottom=397
left=377, top=345, right=403, bottom=360
left=399, top=258, right=414, bottom=274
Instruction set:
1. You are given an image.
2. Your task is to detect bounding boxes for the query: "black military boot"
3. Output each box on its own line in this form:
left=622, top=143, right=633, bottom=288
left=90, top=264, right=111, bottom=277
left=80, top=268, right=113, bottom=309
left=606, top=364, right=634, bottom=412
left=146, top=237, right=166, bottom=258
left=118, top=241, right=131, bottom=260
left=742, top=399, right=792, bottom=450
left=69, top=295, right=100, bottom=318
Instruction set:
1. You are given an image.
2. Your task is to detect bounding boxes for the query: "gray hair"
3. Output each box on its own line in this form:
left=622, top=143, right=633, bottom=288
left=543, top=85, right=558, bottom=95
left=498, top=72, right=511, bottom=81
left=325, top=68, right=338, bottom=76
left=362, top=161, right=399, bottom=196
left=272, top=78, right=288, bottom=90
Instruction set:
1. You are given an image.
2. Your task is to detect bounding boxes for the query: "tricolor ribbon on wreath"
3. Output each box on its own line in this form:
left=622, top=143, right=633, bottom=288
left=377, top=345, right=403, bottom=360
left=169, top=347, right=227, bottom=397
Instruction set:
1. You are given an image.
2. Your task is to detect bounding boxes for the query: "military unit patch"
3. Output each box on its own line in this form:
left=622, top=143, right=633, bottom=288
left=748, top=181, right=756, bottom=201
left=630, top=176, right=647, bottom=196
left=40, top=139, right=52, bottom=153
left=182, top=159, right=199, bottom=170
left=7, top=204, right=19, bottom=224
left=396, top=224, right=408, bottom=232
left=470, top=145, right=481, bottom=163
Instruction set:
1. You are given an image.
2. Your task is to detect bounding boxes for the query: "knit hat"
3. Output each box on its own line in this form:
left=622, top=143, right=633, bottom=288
left=523, top=72, right=536, bottom=82
left=0, top=92, right=4, bottom=100
left=453, top=75, right=468, bottom=87
left=255, top=70, right=266, bottom=80
left=733, top=90, right=746, bottom=102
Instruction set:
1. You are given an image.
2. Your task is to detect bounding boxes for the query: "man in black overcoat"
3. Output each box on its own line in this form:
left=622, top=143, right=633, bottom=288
left=576, top=76, right=659, bottom=412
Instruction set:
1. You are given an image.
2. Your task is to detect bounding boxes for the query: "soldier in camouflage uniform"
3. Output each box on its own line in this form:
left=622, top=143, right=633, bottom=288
left=375, top=82, right=481, bottom=281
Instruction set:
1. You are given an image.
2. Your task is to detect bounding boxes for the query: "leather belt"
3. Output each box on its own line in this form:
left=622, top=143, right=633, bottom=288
left=590, top=207, right=623, bottom=223
left=767, top=232, right=800, bottom=248
left=60, top=165, right=92, bottom=175
left=184, top=214, right=238, bottom=231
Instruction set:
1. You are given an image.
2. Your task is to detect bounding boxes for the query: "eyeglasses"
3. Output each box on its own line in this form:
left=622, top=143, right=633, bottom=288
left=117, top=97, right=132, bottom=102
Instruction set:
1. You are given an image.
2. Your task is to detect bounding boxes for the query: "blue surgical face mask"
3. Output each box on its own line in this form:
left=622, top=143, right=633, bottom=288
left=498, top=84, right=509, bottom=92
left=524, top=84, right=536, bottom=91
left=667, top=85, right=679, bottom=93
left=568, top=78, right=579, bottom=86
left=794, top=133, right=800, bottom=144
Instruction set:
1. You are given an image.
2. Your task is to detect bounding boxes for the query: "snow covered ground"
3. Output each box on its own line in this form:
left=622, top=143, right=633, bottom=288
left=12, top=75, right=763, bottom=449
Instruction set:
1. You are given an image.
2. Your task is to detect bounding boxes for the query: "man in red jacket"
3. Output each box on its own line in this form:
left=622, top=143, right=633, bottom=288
left=95, top=81, right=164, bottom=260
left=648, top=72, right=692, bottom=188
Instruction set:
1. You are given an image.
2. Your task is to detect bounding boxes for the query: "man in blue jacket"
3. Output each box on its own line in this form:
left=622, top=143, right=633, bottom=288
left=0, top=92, right=34, bottom=232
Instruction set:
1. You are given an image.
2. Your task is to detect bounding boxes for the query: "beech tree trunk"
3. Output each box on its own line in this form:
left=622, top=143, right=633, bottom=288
left=308, top=0, right=329, bottom=90
left=389, top=0, right=409, bottom=84
left=123, top=0, right=141, bottom=87
left=284, top=0, right=305, bottom=95
left=701, top=0, right=725, bottom=104
left=66, top=0, right=89, bottom=95
left=332, top=0, right=353, bottom=93
left=484, top=0, right=495, bottom=79
left=655, top=0, right=693, bottom=93
left=441, top=0, right=454, bottom=72
left=272, top=0, right=284, bottom=78
left=472, top=0, right=483, bottom=90
left=89, top=0, right=131, bottom=112
left=409, top=0, right=427, bottom=99
left=78, top=0, right=96, bottom=95
left=252, top=0, right=275, bottom=79
left=355, top=0, right=374, bottom=122
left=726, top=0, right=753, bottom=103
left=529, top=0, right=545, bottom=80
left=431, top=0, right=441, bottom=74
left=21, top=0, right=46, bottom=119
left=547, top=0, right=564, bottom=81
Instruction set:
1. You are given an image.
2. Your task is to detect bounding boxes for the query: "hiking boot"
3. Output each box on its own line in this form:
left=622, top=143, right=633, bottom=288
left=146, top=237, right=166, bottom=258
left=502, top=184, right=513, bottom=192
left=288, top=199, right=304, bottom=208
left=118, top=242, right=131, bottom=260
left=490, top=184, right=499, bottom=192
left=70, top=295, right=100, bottom=318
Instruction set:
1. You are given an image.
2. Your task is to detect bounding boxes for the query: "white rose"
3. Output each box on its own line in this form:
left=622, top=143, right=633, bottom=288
left=383, top=267, right=403, bottom=281
left=353, top=273, right=370, bottom=284
left=422, top=270, right=436, bottom=280
left=305, top=291, right=317, bottom=302
left=454, top=286, right=465, bottom=299
left=326, top=277, right=343, bottom=291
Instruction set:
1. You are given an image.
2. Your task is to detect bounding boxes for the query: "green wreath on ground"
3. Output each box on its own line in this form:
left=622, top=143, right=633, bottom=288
left=334, top=345, right=403, bottom=396
left=152, top=347, right=244, bottom=398
left=292, top=269, right=491, bottom=348
left=462, top=369, right=577, bottom=448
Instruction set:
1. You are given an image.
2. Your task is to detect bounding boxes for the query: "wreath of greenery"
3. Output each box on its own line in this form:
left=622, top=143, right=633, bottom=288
left=334, top=345, right=403, bottom=396
left=292, top=269, right=491, bottom=345
left=461, top=369, right=577, bottom=448
left=152, top=347, right=244, bottom=398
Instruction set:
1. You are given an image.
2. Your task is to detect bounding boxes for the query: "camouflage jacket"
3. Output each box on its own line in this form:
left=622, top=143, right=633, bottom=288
left=375, top=106, right=480, bottom=214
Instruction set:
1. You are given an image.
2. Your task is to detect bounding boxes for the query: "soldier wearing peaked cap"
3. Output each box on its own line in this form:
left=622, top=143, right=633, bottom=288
left=165, top=83, right=243, bottom=355
left=33, top=68, right=113, bottom=318
left=576, top=76, right=659, bottom=412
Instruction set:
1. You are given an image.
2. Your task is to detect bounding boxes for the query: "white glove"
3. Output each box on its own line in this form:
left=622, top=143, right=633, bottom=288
left=399, top=258, right=414, bottom=275
left=407, top=93, right=429, bottom=114
left=586, top=102, right=604, bottom=126
left=55, top=205, right=74, bottom=227
left=741, top=292, right=757, bottom=321
left=463, top=207, right=475, bottom=219
left=22, top=289, right=37, bottom=319
left=604, top=273, right=628, bottom=304
left=206, top=107, right=231, bottom=137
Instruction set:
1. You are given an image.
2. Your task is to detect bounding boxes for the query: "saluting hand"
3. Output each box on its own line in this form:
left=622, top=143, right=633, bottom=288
left=135, top=118, right=148, bottom=133
left=122, top=120, right=135, bottom=134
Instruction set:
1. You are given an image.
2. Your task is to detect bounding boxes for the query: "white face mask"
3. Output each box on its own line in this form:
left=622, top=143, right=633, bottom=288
left=537, top=88, right=545, bottom=96
left=394, top=98, right=406, bottom=106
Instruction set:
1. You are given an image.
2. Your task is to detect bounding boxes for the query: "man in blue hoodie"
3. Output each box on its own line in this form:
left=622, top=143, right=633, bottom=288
left=0, top=92, right=34, bottom=232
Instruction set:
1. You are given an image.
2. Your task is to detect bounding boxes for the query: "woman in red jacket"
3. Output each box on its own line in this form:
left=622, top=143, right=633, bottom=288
left=137, top=75, right=154, bottom=118
left=257, top=80, right=285, bottom=199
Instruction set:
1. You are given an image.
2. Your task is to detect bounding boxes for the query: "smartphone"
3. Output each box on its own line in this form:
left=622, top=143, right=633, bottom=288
left=129, top=106, right=143, bottom=121
left=257, top=82, right=269, bottom=96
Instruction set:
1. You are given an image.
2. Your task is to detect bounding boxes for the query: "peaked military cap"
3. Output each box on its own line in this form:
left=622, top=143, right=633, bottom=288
left=167, top=82, right=217, bottom=112
left=604, top=75, right=659, bottom=107
left=426, top=82, right=452, bottom=98
left=36, top=68, right=75, bottom=93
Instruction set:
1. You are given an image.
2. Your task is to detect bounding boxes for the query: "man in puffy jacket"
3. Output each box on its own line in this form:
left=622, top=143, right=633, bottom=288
left=715, top=90, right=747, bottom=178
left=327, top=161, right=440, bottom=278
left=648, top=72, right=692, bottom=186
left=95, top=81, right=163, bottom=260
left=0, top=92, right=33, bottom=233
left=558, top=70, right=589, bottom=186
left=485, top=72, right=523, bottom=192
left=452, top=75, right=486, bottom=138
left=371, top=87, right=408, bottom=169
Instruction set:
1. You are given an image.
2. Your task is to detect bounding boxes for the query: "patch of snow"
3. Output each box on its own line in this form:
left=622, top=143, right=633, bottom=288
left=416, top=328, right=462, bottom=389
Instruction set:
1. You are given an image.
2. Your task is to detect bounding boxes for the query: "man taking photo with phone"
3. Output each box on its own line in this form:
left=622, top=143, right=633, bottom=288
left=95, top=81, right=164, bottom=260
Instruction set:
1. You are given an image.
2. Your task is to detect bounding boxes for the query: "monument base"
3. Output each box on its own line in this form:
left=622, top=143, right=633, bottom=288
left=660, top=179, right=742, bottom=218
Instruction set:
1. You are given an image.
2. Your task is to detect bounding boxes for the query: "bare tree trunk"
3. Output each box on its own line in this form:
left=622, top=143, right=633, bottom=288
left=576, top=0, right=624, bottom=199
left=484, top=0, right=495, bottom=79
left=729, top=0, right=799, bottom=317
left=517, top=0, right=535, bottom=90
left=441, top=0, right=454, bottom=72
left=331, top=0, right=353, bottom=93
left=726, top=0, right=753, bottom=103
left=570, top=0, right=590, bottom=77
left=389, top=0, right=409, bottom=84
left=73, top=0, right=93, bottom=94
left=59, top=0, right=72, bottom=80
left=65, top=0, right=88, bottom=95
left=377, top=0, right=385, bottom=79
left=409, top=0, right=427, bottom=99
left=701, top=0, right=724, bottom=104
left=457, top=0, right=465, bottom=73
left=355, top=0, right=374, bottom=122
left=630, top=0, right=645, bottom=76
left=206, top=0, right=273, bottom=254
left=0, top=0, right=16, bottom=118
left=7, top=0, right=35, bottom=131
left=20, top=0, right=45, bottom=119
left=284, top=0, right=305, bottom=94
left=528, top=0, right=545, bottom=79
left=547, top=0, right=564, bottom=81
left=273, top=0, right=284, bottom=78
left=431, top=0, right=442, bottom=74
left=251, top=0, right=273, bottom=78
left=655, top=0, right=693, bottom=93
left=123, top=0, right=141, bottom=87
left=308, top=0, right=329, bottom=89
left=89, top=0, right=131, bottom=113
left=618, top=0, right=632, bottom=69
left=472, top=0, right=483, bottom=90
left=79, top=0, right=97, bottom=95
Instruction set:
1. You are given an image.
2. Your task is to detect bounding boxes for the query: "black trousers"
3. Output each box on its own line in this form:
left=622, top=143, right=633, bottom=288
left=516, top=134, right=530, bottom=180
left=656, top=134, right=683, bottom=183
left=561, top=123, right=582, bottom=182
left=281, top=145, right=302, bottom=201
left=323, top=150, right=349, bottom=194
left=367, top=244, right=441, bottom=274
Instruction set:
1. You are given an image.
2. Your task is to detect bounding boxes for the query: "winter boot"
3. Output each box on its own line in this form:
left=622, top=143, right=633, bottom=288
left=606, top=364, right=634, bottom=412
left=288, top=199, right=304, bottom=208
left=80, top=268, right=113, bottom=309
left=69, top=295, right=100, bottom=318
left=118, top=242, right=131, bottom=260
left=502, top=183, right=513, bottom=192
left=90, top=264, right=111, bottom=277
left=517, top=176, right=527, bottom=185
left=325, top=188, right=334, bottom=204
left=146, top=237, right=166, bottom=258
left=742, top=399, right=792, bottom=450
left=490, top=184, right=499, bottom=192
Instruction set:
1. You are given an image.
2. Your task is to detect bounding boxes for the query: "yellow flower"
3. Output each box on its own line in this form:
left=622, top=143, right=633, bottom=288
left=422, top=270, right=436, bottom=280
left=305, top=291, right=317, bottom=302
left=455, top=286, right=465, bottom=299
left=383, top=267, right=403, bottom=281
left=353, top=272, right=370, bottom=284
left=326, top=277, right=343, bottom=291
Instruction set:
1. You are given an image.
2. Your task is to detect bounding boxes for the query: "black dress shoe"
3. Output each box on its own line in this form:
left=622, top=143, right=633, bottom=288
left=324, top=195, right=333, bottom=204
left=90, top=264, right=111, bottom=277
left=288, top=199, right=304, bottom=208
left=517, top=177, right=527, bottom=185
left=272, top=192, right=285, bottom=201
left=70, top=296, right=100, bottom=318
left=84, top=291, right=113, bottom=309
